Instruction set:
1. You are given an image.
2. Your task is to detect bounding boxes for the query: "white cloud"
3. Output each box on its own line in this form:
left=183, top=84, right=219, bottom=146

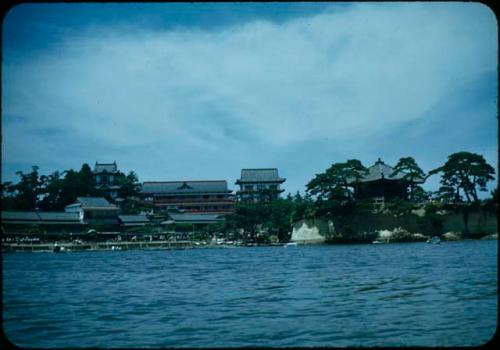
left=2, top=2, right=497, bottom=193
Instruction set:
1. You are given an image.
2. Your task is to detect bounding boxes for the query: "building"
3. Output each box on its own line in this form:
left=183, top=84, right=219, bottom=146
left=1, top=211, right=84, bottom=235
left=65, top=197, right=119, bottom=225
left=235, top=168, right=286, bottom=202
left=93, top=161, right=121, bottom=198
left=118, top=214, right=151, bottom=229
left=139, top=180, right=234, bottom=214
left=348, top=158, right=425, bottom=204
left=164, top=211, right=224, bottom=225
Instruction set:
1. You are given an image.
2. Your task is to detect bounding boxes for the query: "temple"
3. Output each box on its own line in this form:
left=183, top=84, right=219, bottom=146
left=139, top=180, right=234, bottom=214
left=349, top=158, right=425, bottom=204
left=93, top=161, right=121, bottom=198
left=235, top=168, right=286, bottom=202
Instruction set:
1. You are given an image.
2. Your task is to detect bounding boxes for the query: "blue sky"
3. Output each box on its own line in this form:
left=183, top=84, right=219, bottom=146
left=2, top=2, right=498, bottom=196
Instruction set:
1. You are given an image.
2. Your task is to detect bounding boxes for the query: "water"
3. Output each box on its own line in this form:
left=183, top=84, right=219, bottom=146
left=2, top=241, right=497, bottom=347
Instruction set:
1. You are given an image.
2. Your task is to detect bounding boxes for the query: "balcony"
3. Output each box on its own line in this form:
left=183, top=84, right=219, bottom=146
left=150, top=197, right=235, bottom=205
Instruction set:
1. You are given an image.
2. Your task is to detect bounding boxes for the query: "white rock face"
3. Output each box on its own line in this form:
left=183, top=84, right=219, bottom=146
left=443, top=231, right=461, bottom=240
left=481, top=233, right=498, bottom=240
left=291, top=221, right=326, bottom=244
left=378, top=229, right=393, bottom=240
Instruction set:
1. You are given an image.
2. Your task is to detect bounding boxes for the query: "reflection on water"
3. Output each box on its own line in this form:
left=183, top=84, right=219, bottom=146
left=2, top=240, right=497, bottom=347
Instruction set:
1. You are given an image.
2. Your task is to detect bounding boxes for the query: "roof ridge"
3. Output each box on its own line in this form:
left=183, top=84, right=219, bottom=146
left=143, top=180, right=227, bottom=183
left=241, top=168, right=278, bottom=170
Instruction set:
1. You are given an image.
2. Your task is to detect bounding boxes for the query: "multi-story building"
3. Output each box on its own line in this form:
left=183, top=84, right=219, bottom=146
left=235, top=168, right=286, bottom=202
left=93, top=161, right=121, bottom=198
left=139, top=180, right=234, bottom=214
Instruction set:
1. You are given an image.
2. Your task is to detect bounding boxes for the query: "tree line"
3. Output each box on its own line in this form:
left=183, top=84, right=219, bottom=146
left=1, top=164, right=140, bottom=211
left=1, top=151, right=496, bottom=241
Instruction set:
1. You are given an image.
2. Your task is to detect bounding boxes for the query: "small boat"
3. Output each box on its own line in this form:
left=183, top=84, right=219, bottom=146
left=372, top=240, right=383, bottom=244
left=427, top=236, right=441, bottom=244
left=284, top=242, right=298, bottom=247
left=53, top=245, right=65, bottom=253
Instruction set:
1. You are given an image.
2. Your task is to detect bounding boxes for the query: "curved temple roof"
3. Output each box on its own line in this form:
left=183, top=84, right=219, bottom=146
left=349, top=159, right=425, bottom=184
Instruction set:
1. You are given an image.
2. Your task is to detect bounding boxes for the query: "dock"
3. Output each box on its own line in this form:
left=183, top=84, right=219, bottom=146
left=2, top=240, right=203, bottom=253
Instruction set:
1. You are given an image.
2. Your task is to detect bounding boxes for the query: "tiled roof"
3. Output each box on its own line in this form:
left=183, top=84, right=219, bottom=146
left=94, top=162, right=117, bottom=173
left=166, top=212, right=223, bottom=223
left=36, top=212, right=81, bottom=222
left=76, top=197, right=118, bottom=209
left=236, top=168, right=286, bottom=183
left=349, top=159, right=424, bottom=183
left=118, top=214, right=150, bottom=223
left=1, top=211, right=40, bottom=221
left=140, top=181, right=231, bottom=194
left=1, top=211, right=81, bottom=223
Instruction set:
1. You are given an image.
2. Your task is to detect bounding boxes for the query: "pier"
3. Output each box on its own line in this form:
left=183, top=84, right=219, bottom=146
left=2, top=240, right=201, bottom=253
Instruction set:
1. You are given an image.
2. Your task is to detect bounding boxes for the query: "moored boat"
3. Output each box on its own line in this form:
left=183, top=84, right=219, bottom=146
left=427, top=236, right=441, bottom=244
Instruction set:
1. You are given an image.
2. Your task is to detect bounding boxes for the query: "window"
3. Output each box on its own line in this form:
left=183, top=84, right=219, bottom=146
left=244, top=185, right=254, bottom=191
left=269, top=185, right=278, bottom=190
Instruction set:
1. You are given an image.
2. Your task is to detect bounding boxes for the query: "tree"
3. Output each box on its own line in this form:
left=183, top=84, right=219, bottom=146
left=115, top=171, right=141, bottom=198
left=1, top=181, right=17, bottom=210
left=390, top=157, right=426, bottom=201
left=225, top=203, right=267, bottom=242
left=3, top=166, right=44, bottom=210
left=291, top=191, right=315, bottom=223
left=306, top=159, right=368, bottom=201
left=265, top=198, right=294, bottom=242
left=429, top=152, right=495, bottom=204
left=306, top=160, right=368, bottom=238
left=38, top=171, right=64, bottom=211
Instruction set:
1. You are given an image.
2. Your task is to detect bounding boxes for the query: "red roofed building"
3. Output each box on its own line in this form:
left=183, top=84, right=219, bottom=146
left=139, top=180, right=234, bottom=214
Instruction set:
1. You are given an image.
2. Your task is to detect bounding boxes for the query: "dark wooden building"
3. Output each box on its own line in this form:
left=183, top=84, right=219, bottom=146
left=349, top=158, right=424, bottom=203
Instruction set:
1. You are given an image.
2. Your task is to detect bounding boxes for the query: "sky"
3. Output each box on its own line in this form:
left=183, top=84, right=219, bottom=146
left=2, top=2, right=498, bottom=197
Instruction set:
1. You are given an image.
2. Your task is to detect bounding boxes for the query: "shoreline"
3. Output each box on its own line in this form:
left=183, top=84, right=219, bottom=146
left=2, top=236, right=496, bottom=253
left=1, top=240, right=286, bottom=253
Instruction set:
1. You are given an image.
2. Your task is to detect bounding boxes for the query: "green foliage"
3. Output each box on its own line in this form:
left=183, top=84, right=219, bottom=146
left=391, top=157, right=426, bottom=202
left=385, top=198, right=415, bottom=216
left=114, top=171, right=141, bottom=198
left=2, top=166, right=43, bottom=210
left=291, top=192, right=315, bottom=222
left=174, top=223, right=194, bottom=232
left=3, top=163, right=110, bottom=211
left=306, top=159, right=368, bottom=202
left=429, top=151, right=495, bottom=204
left=391, top=157, right=426, bottom=181
left=225, top=198, right=295, bottom=242
left=206, top=222, right=224, bottom=233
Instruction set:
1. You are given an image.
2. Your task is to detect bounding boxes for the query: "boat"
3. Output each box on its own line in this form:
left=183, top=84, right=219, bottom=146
left=284, top=242, right=298, bottom=247
left=427, top=236, right=441, bottom=244
left=53, top=244, right=65, bottom=253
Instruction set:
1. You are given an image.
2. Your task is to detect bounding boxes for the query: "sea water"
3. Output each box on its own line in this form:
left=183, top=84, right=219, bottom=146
left=2, top=240, right=497, bottom=347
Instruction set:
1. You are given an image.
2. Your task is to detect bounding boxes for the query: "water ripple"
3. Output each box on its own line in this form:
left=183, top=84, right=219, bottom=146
left=2, top=241, right=497, bottom=348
